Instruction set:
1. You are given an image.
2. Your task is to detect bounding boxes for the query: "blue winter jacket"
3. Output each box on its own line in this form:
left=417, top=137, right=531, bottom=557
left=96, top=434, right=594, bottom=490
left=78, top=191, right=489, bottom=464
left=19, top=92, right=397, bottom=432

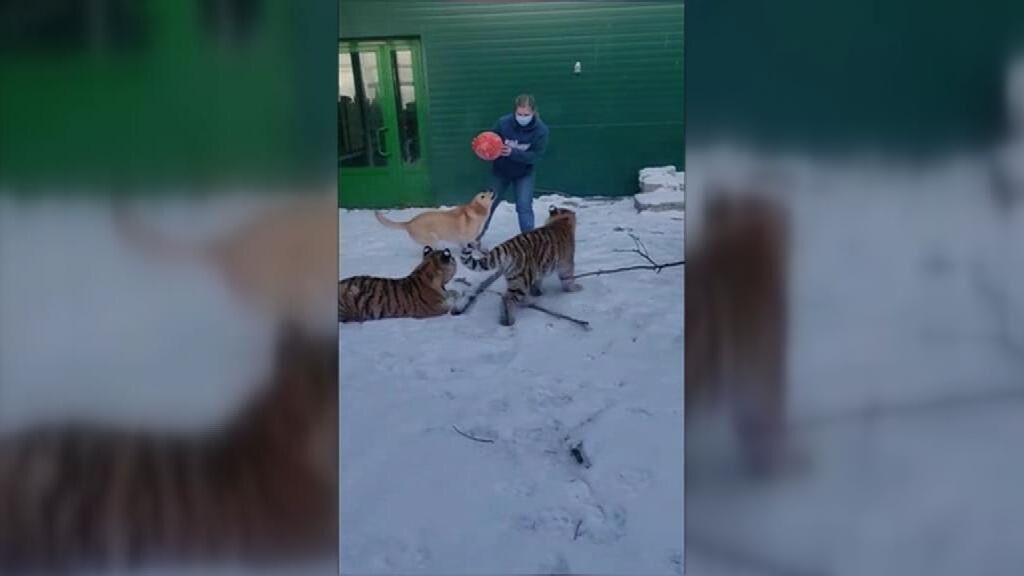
left=490, top=113, right=549, bottom=180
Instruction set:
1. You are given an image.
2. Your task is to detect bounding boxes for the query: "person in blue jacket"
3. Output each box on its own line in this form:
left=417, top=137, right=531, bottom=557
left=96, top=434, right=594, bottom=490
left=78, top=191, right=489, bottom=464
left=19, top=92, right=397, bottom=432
left=477, top=94, right=550, bottom=241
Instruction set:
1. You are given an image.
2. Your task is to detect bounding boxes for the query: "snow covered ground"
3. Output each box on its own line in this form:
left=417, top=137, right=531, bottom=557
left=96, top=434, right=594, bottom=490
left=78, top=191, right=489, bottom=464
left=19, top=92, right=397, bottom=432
left=7, top=142, right=1022, bottom=576
left=339, top=193, right=685, bottom=575
left=684, top=146, right=1024, bottom=576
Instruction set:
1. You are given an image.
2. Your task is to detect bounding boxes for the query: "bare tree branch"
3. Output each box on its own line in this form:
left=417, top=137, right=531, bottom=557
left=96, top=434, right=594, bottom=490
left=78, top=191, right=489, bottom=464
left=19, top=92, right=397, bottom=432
left=610, top=233, right=659, bottom=267
left=453, top=275, right=592, bottom=329
left=578, top=232, right=683, bottom=279
left=453, top=232, right=679, bottom=324
left=573, top=261, right=684, bottom=279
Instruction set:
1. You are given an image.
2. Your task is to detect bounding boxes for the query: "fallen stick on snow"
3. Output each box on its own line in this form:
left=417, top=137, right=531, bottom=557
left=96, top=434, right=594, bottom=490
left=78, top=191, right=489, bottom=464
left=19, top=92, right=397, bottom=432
left=612, top=233, right=660, bottom=267
left=476, top=288, right=591, bottom=330
left=575, top=232, right=684, bottom=279
left=453, top=272, right=592, bottom=329
left=450, top=270, right=502, bottom=316
left=526, top=302, right=591, bottom=330
left=573, top=261, right=684, bottom=279
left=451, top=425, right=495, bottom=444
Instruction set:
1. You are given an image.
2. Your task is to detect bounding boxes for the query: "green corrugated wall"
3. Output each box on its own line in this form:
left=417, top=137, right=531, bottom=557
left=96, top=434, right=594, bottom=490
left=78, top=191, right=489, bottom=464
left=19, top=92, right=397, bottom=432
left=686, top=0, right=1024, bottom=157
left=339, top=0, right=684, bottom=206
left=0, top=1, right=329, bottom=192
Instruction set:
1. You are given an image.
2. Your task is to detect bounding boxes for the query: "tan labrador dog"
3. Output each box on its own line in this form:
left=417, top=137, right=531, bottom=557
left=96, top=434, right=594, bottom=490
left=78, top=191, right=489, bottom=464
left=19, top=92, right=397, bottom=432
left=374, top=190, right=495, bottom=248
left=112, top=190, right=338, bottom=335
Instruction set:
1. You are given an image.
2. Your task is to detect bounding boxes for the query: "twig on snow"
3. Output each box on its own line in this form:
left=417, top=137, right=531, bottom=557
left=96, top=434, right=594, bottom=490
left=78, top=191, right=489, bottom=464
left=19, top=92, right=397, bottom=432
left=566, top=403, right=615, bottom=436
left=526, top=302, right=591, bottom=330
left=576, top=232, right=684, bottom=279
left=451, top=425, right=495, bottom=444
left=479, top=288, right=590, bottom=330
left=573, top=520, right=583, bottom=541
left=450, top=270, right=502, bottom=316
left=455, top=276, right=592, bottom=329
left=573, top=261, right=684, bottom=279
left=611, top=233, right=659, bottom=267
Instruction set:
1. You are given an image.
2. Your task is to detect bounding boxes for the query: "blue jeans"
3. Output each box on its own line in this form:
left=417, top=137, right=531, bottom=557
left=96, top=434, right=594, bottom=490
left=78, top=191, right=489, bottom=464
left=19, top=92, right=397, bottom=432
left=477, top=172, right=535, bottom=241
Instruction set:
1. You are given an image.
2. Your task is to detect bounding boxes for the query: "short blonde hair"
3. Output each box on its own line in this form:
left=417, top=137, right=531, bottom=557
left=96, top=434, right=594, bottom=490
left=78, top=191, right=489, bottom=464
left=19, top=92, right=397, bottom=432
left=514, top=94, right=536, bottom=112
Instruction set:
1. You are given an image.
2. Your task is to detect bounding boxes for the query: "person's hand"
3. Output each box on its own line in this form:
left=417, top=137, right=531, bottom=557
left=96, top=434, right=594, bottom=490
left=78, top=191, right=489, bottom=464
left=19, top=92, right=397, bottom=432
left=500, top=145, right=512, bottom=157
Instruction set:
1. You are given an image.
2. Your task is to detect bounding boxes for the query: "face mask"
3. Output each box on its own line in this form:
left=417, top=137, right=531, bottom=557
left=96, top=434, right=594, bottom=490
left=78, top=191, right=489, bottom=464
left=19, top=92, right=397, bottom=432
left=515, top=114, right=534, bottom=126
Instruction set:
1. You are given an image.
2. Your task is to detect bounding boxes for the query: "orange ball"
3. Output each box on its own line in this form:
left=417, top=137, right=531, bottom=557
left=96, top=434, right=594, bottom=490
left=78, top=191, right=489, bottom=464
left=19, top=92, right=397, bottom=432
left=472, top=131, right=504, bottom=161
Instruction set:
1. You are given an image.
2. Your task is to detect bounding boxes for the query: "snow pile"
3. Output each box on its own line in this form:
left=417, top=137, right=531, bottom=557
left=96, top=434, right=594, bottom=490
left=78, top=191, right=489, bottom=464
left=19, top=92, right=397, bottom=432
left=635, top=165, right=685, bottom=212
left=340, top=194, right=684, bottom=575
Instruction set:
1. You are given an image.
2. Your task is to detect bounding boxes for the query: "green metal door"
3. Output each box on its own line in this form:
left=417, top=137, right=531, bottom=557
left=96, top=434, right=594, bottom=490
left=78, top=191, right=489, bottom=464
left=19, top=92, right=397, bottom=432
left=338, top=38, right=432, bottom=208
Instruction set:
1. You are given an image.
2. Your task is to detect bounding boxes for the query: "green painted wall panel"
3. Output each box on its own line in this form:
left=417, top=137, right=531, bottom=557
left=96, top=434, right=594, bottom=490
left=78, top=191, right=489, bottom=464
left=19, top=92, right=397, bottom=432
left=340, top=0, right=684, bottom=207
left=0, top=1, right=335, bottom=192
left=686, top=0, right=1024, bottom=157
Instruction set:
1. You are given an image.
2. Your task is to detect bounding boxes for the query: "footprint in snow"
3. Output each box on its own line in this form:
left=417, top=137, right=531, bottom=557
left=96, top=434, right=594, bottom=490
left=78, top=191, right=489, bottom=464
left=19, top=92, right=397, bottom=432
left=565, top=477, right=593, bottom=503
left=582, top=504, right=627, bottom=544
left=668, top=550, right=683, bottom=575
left=617, top=468, right=653, bottom=496
left=344, top=536, right=432, bottom=574
left=541, top=553, right=572, bottom=575
left=528, top=388, right=574, bottom=411
left=514, top=504, right=627, bottom=545
left=493, top=478, right=537, bottom=498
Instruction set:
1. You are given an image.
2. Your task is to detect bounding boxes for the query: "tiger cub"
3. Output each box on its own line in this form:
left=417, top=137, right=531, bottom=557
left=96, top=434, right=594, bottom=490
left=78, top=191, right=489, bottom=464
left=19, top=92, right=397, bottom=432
left=460, top=205, right=581, bottom=326
left=685, top=191, right=790, bottom=478
left=337, top=246, right=458, bottom=323
left=0, top=324, right=338, bottom=573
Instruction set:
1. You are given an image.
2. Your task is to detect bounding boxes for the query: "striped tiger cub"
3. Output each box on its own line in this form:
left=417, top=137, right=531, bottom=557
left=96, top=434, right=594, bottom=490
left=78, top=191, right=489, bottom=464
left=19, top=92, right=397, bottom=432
left=0, top=324, right=338, bottom=573
left=685, top=190, right=790, bottom=478
left=460, top=205, right=581, bottom=326
left=338, top=245, right=458, bottom=323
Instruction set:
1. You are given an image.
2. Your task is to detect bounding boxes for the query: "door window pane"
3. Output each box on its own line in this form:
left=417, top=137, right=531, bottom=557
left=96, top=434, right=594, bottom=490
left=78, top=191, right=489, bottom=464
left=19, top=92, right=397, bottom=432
left=339, top=52, right=367, bottom=167
left=391, top=48, right=420, bottom=164
left=338, top=49, right=388, bottom=168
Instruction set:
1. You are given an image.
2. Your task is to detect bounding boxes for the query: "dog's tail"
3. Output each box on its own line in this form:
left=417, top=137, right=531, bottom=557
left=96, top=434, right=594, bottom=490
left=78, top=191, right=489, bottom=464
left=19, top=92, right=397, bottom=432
left=374, top=210, right=408, bottom=231
left=111, top=203, right=213, bottom=264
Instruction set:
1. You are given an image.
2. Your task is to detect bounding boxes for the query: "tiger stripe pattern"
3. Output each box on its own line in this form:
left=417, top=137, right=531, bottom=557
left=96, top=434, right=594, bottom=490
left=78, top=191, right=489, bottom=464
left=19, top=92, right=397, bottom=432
left=0, top=324, right=338, bottom=573
left=338, top=246, right=458, bottom=323
left=460, top=205, right=581, bottom=326
left=685, top=191, right=790, bottom=478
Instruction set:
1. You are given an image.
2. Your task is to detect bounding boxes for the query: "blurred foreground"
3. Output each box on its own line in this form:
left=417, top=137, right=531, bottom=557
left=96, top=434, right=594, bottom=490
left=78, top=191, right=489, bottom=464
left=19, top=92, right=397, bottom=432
left=0, top=191, right=338, bottom=575
left=0, top=1, right=338, bottom=573
left=685, top=144, right=1024, bottom=575
left=684, top=1, right=1024, bottom=570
